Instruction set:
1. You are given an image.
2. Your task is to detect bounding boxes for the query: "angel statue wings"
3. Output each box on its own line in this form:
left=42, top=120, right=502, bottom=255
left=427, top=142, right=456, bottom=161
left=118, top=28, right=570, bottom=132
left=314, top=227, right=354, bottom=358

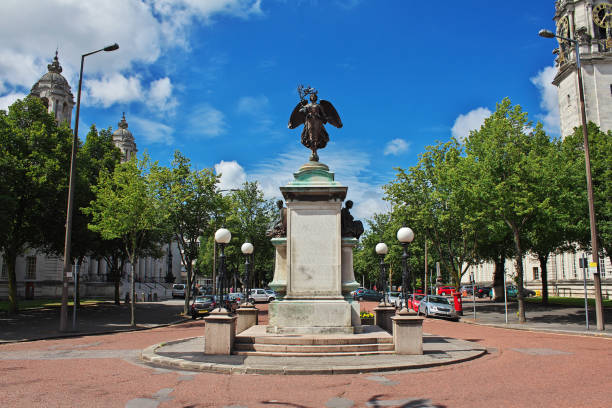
left=288, top=85, right=342, bottom=162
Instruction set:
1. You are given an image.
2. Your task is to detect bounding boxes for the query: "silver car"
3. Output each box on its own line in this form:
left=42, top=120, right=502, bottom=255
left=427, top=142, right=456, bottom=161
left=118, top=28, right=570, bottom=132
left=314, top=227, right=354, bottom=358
left=418, top=295, right=458, bottom=320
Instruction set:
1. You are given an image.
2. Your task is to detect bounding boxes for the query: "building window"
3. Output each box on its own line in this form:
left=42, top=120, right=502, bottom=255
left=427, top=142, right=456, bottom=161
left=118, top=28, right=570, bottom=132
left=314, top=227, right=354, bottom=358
left=601, top=256, right=607, bottom=278
left=533, top=267, right=539, bottom=280
left=25, top=256, right=36, bottom=280
left=1, top=259, right=7, bottom=280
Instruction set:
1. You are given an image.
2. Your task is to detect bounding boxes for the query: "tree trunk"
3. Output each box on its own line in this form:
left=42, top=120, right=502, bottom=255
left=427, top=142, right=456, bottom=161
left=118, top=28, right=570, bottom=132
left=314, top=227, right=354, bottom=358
left=492, top=255, right=505, bottom=302
left=6, top=250, right=19, bottom=314
left=510, top=224, right=526, bottom=323
left=184, top=263, right=192, bottom=315
left=538, top=253, right=549, bottom=305
left=130, top=259, right=136, bottom=327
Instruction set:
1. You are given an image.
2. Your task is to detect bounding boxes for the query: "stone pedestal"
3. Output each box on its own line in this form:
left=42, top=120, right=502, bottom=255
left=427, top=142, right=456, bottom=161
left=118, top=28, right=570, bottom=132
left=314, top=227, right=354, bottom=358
left=374, top=304, right=396, bottom=333
left=203, top=310, right=237, bottom=355
left=235, top=305, right=258, bottom=334
left=268, top=161, right=355, bottom=334
left=268, top=238, right=287, bottom=297
left=391, top=313, right=425, bottom=355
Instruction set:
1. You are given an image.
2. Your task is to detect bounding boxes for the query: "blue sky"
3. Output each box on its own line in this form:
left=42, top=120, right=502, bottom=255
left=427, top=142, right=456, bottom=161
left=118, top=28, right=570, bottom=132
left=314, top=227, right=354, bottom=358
left=0, top=0, right=561, bottom=219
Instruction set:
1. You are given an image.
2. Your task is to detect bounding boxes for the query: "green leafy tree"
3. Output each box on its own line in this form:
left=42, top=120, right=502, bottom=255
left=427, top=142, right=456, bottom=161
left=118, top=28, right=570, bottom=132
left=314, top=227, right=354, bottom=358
left=68, top=125, right=123, bottom=304
left=225, top=182, right=275, bottom=289
left=385, top=140, right=480, bottom=290
left=158, top=151, right=222, bottom=314
left=563, top=123, right=612, bottom=265
left=524, top=136, right=582, bottom=303
left=84, top=154, right=166, bottom=326
left=0, top=96, right=72, bottom=313
left=464, top=98, right=551, bottom=322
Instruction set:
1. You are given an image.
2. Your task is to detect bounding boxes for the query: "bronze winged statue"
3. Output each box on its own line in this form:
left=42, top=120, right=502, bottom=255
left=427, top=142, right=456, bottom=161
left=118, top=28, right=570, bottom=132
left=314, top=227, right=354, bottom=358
left=288, top=86, right=342, bottom=162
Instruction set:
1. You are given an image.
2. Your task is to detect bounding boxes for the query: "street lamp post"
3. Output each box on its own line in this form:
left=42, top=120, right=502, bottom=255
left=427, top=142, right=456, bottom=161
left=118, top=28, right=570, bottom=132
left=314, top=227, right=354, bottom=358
left=539, top=29, right=605, bottom=330
left=211, top=188, right=240, bottom=294
left=59, top=43, right=119, bottom=332
left=397, top=226, right=415, bottom=313
left=241, top=242, right=254, bottom=306
left=375, top=242, right=389, bottom=305
left=214, top=228, right=231, bottom=312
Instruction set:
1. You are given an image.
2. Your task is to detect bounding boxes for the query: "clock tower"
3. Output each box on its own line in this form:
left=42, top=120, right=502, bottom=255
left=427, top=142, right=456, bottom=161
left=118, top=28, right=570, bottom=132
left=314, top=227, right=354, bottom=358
left=552, top=0, right=612, bottom=137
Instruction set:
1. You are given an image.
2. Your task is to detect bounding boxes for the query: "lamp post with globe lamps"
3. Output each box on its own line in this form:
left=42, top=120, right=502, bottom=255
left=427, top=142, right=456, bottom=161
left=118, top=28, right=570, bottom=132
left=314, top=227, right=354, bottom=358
left=397, top=226, right=415, bottom=314
left=241, top=242, right=254, bottom=306
left=375, top=242, right=389, bottom=305
left=214, top=228, right=231, bottom=312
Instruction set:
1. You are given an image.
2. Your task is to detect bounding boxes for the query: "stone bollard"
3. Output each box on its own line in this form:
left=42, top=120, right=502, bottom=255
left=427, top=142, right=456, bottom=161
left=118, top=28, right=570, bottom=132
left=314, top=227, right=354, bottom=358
left=153, top=293, right=158, bottom=301
left=204, top=309, right=237, bottom=355
left=374, top=303, right=396, bottom=333
left=235, top=304, right=258, bottom=334
left=391, top=311, right=425, bottom=355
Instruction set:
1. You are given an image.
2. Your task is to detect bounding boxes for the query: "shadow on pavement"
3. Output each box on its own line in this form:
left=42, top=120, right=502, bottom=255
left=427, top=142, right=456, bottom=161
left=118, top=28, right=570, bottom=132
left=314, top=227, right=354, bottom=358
left=0, top=301, right=186, bottom=343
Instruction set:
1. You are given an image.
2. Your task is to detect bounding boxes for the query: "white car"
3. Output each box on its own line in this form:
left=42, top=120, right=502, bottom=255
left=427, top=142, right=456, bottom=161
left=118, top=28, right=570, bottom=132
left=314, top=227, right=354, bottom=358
left=249, top=288, right=275, bottom=303
left=387, top=291, right=401, bottom=307
left=171, top=284, right=185, bottom=298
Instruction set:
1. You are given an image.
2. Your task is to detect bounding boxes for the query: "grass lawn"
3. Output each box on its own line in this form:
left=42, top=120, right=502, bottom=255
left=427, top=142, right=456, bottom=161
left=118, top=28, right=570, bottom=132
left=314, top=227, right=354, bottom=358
left=525, top=296, right=612, bottom=308
left=0, top=299, right=108, bottom=312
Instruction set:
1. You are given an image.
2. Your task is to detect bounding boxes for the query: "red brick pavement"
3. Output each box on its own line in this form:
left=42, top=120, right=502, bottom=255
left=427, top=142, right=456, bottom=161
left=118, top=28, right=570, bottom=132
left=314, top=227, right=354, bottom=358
left=0, top=301, right=610, bottom=408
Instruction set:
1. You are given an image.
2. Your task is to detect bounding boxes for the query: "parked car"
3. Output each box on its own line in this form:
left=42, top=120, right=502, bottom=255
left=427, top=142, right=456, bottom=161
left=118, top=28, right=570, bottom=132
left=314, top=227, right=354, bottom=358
left=436, top=286, right=454, bottom=296
left=352, top=288, right=366, bottom=299
left=506, top=285, right=536, bottom=298
left=190, top=295, right=214, bottom=319
left=407, top=294, right=425, bottom=312
left=228, top=292, right=244, bottom=304
left=249, top=288, right=275, bottom=303
left=460, top=285, right=474, bottom=296
left=387, top=291, right=401, bottom=307
left=172, top=284, right=185, bottom=299
left=265, top=289, right=277, bottom=299
left=354, top=289, right=383, bottom=302
left=418, top=295, right=458, bottom=320
left=475, top=286, right=492, bottom=298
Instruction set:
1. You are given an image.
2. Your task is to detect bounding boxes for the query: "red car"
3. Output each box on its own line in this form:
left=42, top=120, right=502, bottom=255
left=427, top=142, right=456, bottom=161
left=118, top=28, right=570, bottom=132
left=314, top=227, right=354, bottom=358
left=407, top=294, right=425, bottom=312
left=437, top=286, right=455, bottom=296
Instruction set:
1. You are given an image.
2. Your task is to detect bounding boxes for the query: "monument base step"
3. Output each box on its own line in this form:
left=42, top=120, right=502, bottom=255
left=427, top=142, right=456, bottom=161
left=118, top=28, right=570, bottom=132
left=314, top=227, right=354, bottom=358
left=234, top=324, right=394, bottom=357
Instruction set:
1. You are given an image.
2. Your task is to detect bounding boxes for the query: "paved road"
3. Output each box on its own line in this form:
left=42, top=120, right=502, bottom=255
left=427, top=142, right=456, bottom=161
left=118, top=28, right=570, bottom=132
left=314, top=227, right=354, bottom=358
left=459, top=297, right=612, bottom=335
left=1, top=304, right=610, bottom=408
left=0, top=300, right=188, bottom=343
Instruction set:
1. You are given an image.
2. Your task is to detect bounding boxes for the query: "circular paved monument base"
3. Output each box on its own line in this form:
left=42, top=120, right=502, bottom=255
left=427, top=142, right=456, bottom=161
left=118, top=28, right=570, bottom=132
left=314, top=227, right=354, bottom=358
left=141, top=333, right=486, bottom=375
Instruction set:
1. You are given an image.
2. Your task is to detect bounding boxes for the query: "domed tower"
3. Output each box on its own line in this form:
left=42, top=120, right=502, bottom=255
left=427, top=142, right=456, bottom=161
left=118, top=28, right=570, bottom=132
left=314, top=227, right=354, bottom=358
left=112, top=113, right=137, bottom=162
left=551, top=0, right=612, bottom=137
left=30, top=51, right=74, bottom=127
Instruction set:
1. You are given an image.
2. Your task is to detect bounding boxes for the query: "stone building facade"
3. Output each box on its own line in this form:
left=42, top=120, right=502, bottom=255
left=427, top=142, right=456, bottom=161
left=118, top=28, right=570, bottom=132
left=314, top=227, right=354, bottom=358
left=0, top=53, right=181, bottom=301
left=552, top=0, right=612, bottom=137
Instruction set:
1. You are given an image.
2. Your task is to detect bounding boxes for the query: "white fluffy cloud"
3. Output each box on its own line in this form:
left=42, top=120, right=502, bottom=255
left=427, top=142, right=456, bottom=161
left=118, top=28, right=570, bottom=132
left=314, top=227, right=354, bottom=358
left=384, top=138, right=410, bottom=156
left=129, top=115, right=175, bottom=145
left=215, top=160, right=247, bottom=190
left=149, top=77, right=178, bottom=112
left=0, top=0, right=262, bottom=109
left=85, top=74, right=145, bottom=108
left=451, top=107, right=492, bottom=141
left=0, top=92, right=27, bottom=111
left=531, top=65, right=560, bottom=135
